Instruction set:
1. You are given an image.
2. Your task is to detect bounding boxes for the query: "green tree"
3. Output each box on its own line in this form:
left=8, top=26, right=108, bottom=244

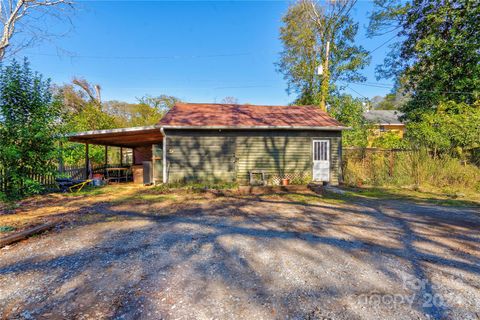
left=406, top=100, right=480, bottom=159
left=371, top=131, right=405, bottom=149
left=372, top=87, right=409, bottom=110
left=368, top=0, right=480, bottom=120
left=103, top=94, right=180, bottom=127
left=66, top=103, right=119, bottom=132
left=55, top=79, right=120, bottom=166
left=0, top=59, right=60, bottom=199
left=277, top=0, right=369, bottom=108
left=102, top=100, right=153, bottom=127
left=329, top=94, right=369, bottom=147
left=137, top=94, right=180, bottom=116
left=374, top=93, right=397, bottom=110
left=56, top=82, right=181, bottom=165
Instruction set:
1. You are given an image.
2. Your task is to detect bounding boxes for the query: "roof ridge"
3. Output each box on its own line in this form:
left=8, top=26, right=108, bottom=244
left=175, top=102, right=320, bottom=108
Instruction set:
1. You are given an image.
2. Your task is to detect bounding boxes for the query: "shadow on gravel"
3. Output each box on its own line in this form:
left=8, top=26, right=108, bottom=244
left=0, top=189, right=479, bottom=319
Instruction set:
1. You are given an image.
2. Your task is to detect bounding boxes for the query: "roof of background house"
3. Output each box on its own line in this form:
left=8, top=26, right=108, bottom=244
left=363, top=110, right=404, bottom=125
left=158, top=103, right=346, bottom=129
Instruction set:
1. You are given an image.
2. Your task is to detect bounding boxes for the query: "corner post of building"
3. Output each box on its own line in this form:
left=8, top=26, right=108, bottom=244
left=160, top=127, right=167, bottom=184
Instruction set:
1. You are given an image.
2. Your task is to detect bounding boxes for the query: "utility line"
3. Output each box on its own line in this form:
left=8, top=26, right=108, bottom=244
left=214, top=85, right=272, bottom=90
left=347, top=81, right=393, bottom=89
left=342, top=83, right=368, bottom=99
left=367, top=34, right=399, bottom=55
left=24, top=52, right=253, bottom=60
left=345, top=81, right=479, bottom=95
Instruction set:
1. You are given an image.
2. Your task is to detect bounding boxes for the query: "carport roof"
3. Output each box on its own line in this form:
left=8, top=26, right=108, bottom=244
left=68, top=125, right=163, bottom=148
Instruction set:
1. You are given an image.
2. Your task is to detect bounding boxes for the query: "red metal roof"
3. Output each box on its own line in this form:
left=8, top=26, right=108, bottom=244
left=158, top=103, right=344, bottom=129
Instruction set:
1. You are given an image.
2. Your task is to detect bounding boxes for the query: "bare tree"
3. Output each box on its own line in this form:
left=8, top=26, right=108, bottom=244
left=221, top=96, right=239, bottom=104
left=0, top=0, right=73, bottom=59
left=72, top=77, right=101, bottom=105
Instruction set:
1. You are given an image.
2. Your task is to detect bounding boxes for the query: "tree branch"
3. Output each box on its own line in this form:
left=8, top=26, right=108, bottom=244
left=0, top=0, right=73, bottom=59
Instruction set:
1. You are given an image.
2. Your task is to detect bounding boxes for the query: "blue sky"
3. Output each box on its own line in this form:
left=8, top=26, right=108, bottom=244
left=15, top=1, right=396, bottom=105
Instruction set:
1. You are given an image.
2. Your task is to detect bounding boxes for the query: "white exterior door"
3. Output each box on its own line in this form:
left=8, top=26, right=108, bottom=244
left=312, top=140, right=330, bottom=182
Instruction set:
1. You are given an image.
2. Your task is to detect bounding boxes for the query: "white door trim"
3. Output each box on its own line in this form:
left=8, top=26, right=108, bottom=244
left=312, top=139, right=330, bottom=182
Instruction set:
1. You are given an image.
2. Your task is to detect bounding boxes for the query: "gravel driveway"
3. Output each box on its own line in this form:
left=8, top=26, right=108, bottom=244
left=0, top=191, right=479, bottom=319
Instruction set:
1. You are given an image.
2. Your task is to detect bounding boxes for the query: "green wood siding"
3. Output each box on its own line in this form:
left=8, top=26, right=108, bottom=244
left=164, top=129, right=342, bottom=185
left=165, top=132, right=236, bottom=183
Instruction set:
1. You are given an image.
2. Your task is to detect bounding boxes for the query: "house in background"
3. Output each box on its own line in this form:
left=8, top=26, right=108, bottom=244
left=363, top=110, right=405, bottom=139
left=69, top=103, right=347, bottom=185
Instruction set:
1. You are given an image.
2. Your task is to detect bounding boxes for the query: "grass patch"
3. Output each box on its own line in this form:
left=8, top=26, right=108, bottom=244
left=319, top=191, right=351, bottom=204
left=0, top=225, right=16, bottom=233
left=267, top=192, right=347, bottom=205
left=339, top=186, right=480, bottom=207
left=63, top=185, right=108, bottom=197
left=134, top=194, right=178, bottom=201
left=0, top=201, right=20, bottom=212
left=111, top=192, right=179, bottom=204
left=153, top=181, right=238, bottom=193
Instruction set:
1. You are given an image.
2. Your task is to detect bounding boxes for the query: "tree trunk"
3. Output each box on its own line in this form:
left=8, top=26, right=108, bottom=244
left=319, top=41, right=330, bottom=112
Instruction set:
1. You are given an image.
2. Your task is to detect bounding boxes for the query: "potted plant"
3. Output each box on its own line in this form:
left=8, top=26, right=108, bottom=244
left=281, top=177, right=290, bottom=186
left=92, top=173, right=103, bottom=180
left=92, top=173, right=104, bottom=186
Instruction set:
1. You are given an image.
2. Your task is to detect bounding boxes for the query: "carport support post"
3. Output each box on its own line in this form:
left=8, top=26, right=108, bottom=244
left=58, top=140, right=65, bottom=174
left=85, top=143, right=90, bottom=179
left=120, top=147, right=123, bottom=166
left=104, top=145, right=108, bottom=177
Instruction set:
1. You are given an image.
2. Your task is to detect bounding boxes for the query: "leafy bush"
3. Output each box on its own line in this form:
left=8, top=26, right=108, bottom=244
left=21, top=179, right=44, bottom=196
left=0, top=59, right=60, bottom=200
left=371, top=131, right=407, bottom=149
left=289, top=173, right=312, bottom=185
left=329, top=94, right=369, bottom=147
left=0, top=226, right=16, bottom=232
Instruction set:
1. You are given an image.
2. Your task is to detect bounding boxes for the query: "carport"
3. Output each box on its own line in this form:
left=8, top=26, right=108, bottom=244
left=68, top=125, right=164, bottom=184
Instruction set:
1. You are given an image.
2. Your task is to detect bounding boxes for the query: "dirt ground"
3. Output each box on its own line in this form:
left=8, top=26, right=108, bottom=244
left=0, top=185, right=479, bottom=319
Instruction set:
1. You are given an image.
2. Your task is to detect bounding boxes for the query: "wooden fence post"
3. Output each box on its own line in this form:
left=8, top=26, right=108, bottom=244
left=389, top=151, right=395, bottom=177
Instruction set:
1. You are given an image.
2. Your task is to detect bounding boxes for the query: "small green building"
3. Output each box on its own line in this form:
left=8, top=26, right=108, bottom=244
left=69, top=103, right=347, bottom=185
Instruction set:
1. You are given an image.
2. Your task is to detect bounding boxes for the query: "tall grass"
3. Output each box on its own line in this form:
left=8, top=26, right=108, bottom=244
left=343, top=149, right=480, bottom=193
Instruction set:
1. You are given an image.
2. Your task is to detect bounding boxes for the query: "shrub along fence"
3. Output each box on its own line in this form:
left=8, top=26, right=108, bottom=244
left=0, top=166, right=58, bottom=194
left=0, top=163, right=127, bottom=194
left=342, top=147, right=480, bottom=192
